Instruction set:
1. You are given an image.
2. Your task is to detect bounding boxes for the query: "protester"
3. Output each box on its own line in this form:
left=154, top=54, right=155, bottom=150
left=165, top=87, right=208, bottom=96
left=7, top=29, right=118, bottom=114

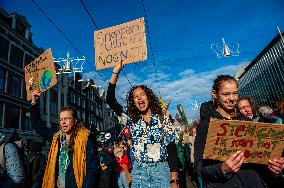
left=26, top=140, right=46, bottom=188
left=275, top=99, right=284, bottom=123
left=114, top=143, right=130, bottom=188
left=237, top=96, right=258, bottom=120
left=195, top=75, right=284, bottom=188
left=106, top=61, right=180, bottom=188
left=0, top=132, right=26, bottom=188
left=97, top=141, right=117, bottom=188
left=258, top=105, right=283, bottom=124
left=31, top=90, right=99, bottom=188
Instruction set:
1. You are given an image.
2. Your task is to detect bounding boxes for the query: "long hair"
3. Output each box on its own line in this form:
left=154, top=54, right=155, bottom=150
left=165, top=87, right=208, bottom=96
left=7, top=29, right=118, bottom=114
left=237, top=96, right=258, bottom=116
left=59, top=106, right=83, bottom=150
left=212, top=75, right=238, bottom=108
left=126, top=85, right=162, bottom=122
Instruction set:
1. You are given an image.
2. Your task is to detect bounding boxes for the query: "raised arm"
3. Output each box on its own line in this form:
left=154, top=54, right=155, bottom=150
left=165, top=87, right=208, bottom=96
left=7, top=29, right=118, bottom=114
left=106, top=61, right=124, bottom=116
left=30, top=90, right=55, bottom=142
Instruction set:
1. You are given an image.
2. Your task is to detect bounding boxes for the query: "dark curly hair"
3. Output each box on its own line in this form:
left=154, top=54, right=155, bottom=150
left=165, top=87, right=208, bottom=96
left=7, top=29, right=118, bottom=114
left=126, top=85, right=162, bottom=122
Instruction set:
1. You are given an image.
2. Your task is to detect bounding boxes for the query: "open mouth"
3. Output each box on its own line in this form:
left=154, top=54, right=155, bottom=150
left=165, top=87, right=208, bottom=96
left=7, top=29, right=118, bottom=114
left=138, top=101, right=146, bottom=108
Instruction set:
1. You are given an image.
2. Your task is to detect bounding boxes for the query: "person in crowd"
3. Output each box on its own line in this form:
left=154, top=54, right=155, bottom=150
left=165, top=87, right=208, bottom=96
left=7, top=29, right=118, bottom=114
left=106, top=61, right=180, bottom=188
left=31, top=91, right=99, bottom=188
left=26, top=140, right=46, bottom=188
left=195, top=75, right=284, bottom=188
left=114, top=143, right=131, bottom=188
left=275, top=99, right=284, bottom=123
left=258, top=105, right=283, bottom=124
left=97, top=141, right=117, bottom=188
left=237, top=96, right=258, bottom=120
left=0, top=132, right=26, bottom=188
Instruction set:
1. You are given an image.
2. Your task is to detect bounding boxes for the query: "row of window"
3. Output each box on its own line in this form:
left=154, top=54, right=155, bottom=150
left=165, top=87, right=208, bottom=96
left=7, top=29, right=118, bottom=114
left=0, top=67, right=22, bottom=97
left=0, top=35, right=35, bottom=69
left=0, top=102, right=32, bottom=130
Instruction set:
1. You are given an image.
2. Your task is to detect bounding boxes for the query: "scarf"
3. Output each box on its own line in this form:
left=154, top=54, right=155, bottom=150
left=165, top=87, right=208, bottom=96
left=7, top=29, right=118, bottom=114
left=42, top=124, right=89, bottom=188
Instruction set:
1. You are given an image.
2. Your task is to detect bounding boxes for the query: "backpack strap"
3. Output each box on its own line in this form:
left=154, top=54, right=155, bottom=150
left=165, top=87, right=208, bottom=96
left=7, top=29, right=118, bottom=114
left=0, top=142, right=7, bottom=171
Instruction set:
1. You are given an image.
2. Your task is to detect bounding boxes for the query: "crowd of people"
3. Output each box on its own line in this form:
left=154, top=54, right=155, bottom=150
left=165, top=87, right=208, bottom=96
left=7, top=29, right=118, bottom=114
left=0, top=61, right=283, bottom=188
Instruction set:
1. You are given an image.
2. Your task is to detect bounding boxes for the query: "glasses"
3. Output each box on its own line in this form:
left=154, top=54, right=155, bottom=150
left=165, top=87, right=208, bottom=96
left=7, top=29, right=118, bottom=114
left=60, top=117, right=73, bottom=123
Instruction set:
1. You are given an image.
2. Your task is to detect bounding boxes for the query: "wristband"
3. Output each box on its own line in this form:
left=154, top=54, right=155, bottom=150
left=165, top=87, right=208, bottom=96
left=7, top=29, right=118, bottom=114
left=113, top=72, right=119, bottom=74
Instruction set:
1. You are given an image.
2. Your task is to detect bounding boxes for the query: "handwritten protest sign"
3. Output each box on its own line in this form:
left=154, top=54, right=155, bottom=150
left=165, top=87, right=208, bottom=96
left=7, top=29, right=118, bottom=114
left=94, top=17, right=147, bottom=70
left=24, top=48, right=57, bottom=101
left=203, top=119, right=284, bottom=164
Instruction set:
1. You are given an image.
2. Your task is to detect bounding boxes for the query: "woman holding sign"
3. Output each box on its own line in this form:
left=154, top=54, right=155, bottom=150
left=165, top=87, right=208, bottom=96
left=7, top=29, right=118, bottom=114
left=106, top=61, right=180, bottom=188
left=195, top=75, right=284, bottom=188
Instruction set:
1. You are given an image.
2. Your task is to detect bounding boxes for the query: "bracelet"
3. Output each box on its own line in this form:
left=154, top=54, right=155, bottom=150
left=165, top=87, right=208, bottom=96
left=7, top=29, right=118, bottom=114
left=113, top=72, right=119, bottom=74
left=170, top=179, right=179, bottom=185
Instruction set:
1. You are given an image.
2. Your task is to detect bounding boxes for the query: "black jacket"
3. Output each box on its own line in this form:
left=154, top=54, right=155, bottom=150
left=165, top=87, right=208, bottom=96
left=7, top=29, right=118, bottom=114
left=194, top=101, right=269, bottom=188
left=31, top=104, right=99, bottom=188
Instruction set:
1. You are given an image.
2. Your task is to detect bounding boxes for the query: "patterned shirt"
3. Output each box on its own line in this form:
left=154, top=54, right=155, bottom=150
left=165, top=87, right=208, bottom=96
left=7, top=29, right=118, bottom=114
left=118, top=113, right=177, bottom=163
left=57, top=140, right=70, bottom=188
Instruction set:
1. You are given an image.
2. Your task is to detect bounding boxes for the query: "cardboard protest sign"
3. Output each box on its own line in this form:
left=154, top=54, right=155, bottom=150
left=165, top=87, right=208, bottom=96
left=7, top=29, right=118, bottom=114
left=203, top=119, right=284, bottom=164
left=24, top=48, right=57, bottom=101
left=94, top=17, right=147, bottom=70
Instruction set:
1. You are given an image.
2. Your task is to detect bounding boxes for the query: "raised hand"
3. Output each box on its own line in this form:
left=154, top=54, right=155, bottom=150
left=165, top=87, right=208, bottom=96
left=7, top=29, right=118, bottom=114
left=113, top=60, right=124, bottom=74
left=31, top=90, right=41, bottom=105
left=221, top=151, right=245, bottom=173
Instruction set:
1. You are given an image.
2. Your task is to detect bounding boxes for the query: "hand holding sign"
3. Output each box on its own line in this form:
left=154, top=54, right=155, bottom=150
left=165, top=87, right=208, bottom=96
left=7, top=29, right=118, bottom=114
left=221, top=151, right=245, bottom=173
left=268, top=157, right=284, bottom=175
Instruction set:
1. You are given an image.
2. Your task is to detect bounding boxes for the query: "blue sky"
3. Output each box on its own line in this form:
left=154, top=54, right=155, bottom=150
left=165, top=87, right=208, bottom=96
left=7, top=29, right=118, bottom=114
left=1, top=0, right=284, bottom=122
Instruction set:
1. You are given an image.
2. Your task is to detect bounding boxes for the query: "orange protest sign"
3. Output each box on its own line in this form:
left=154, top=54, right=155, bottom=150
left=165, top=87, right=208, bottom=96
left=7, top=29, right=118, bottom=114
left=24, top=48, right=57, bottom=101
left=203, top=119, right=284, bottom=164
left=94, top=17, right=147, bottom=70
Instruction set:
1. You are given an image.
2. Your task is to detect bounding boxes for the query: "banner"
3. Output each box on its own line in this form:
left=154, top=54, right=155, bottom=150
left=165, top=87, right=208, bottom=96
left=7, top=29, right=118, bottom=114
left=94, top=17, right=147, bottom=70
left=24, top=48, right=57, bottom=101
left=203, top=119, right=284, bottom=164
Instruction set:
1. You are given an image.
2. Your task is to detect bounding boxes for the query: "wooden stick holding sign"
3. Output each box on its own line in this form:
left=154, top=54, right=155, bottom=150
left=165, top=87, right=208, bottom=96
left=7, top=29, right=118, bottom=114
left=24, top=48, right=57, bottom=101
left=94, top=17, right=147, bottom=70
left=203, top=119, right=284, bottom=164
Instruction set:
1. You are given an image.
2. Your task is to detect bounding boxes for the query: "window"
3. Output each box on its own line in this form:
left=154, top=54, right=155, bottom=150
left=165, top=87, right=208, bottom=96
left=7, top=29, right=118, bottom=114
left=23, top=110, right=32, bottom=131
left=61, top=93, right=64, bottom=107
left=16, top=20, right=26, bottom=37
left=0, top=36, right=9, bottom=61
left=7, top=105, right=19, bottom=129
left=11, top=74, right=21, bottom=97
left=0, top=68, right=6, bottom=92
left=51, top=89, right=58, bottom=115
left=10, top=46, right=24, bottom=69
left=24, top=54, right=34, bottom=66
left=0, top=102, right=3, bottom=127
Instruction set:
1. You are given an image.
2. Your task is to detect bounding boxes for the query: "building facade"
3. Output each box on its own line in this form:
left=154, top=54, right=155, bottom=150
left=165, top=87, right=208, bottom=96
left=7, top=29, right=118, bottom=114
left=0, top=8, right=119, bottom=146
left=236, top=33, right=284, bottom=108
left=0, top=8, right=44, bottom=142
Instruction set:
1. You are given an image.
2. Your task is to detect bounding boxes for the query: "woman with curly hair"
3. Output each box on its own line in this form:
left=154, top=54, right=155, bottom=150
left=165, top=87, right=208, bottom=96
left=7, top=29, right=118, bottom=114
left=106, top=61, right=180, bottom=188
